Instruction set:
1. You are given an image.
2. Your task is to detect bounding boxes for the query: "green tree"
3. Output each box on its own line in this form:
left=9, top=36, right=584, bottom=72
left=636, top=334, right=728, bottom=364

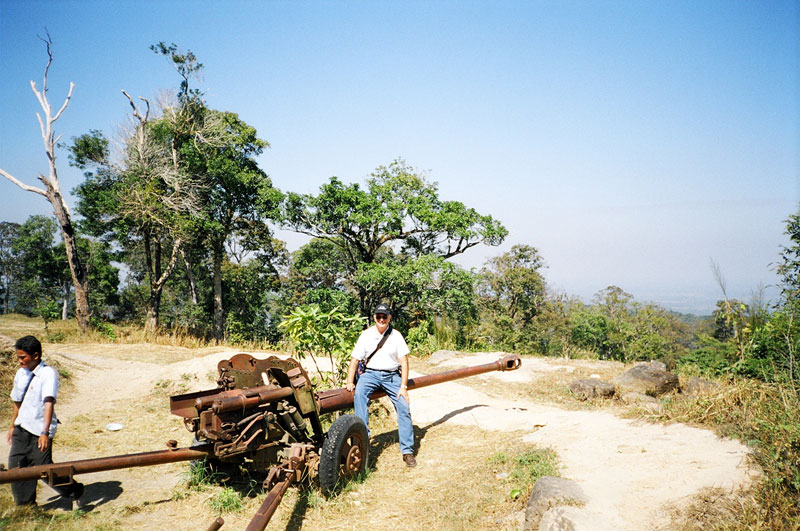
left=0, top=222, right=20, bottom=314
left=181, top=109, right=283, bottom=341
left=9, top=216, right=64, bottom=318
left=279, top=305, right=365, bottom=388
left=476, top=245, right=547, bottom=352
left=285, top=159, right=507, bottom=315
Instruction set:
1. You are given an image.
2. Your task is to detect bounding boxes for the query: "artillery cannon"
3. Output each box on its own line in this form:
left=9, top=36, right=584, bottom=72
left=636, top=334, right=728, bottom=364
left=0, top=353, right=521, bottom=529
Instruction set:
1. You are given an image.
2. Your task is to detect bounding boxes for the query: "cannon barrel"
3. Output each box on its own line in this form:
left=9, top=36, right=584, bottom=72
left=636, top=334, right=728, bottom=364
left=0, top=444, right=212, bottom=484
left=317, top=354, right=521, bottom=414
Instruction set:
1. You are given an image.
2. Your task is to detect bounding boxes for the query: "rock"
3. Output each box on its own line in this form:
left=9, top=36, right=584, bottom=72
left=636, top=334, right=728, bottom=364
left=539, top=506, right=603, bottom=531
left=569, top=379, right=615, bottom=400
left=620, top=392, right=663, bottom=413
left=612, top=361, right=678, bottom=396
left=0, top=334, right=15, bottom=356
left=684, top=377, right=718, bottom=396
left=524, top=476, right=588, bottom=530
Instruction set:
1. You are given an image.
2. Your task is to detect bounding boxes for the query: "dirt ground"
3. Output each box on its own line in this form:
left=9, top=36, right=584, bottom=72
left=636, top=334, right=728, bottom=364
left=0, top=345, right=757, bottom=530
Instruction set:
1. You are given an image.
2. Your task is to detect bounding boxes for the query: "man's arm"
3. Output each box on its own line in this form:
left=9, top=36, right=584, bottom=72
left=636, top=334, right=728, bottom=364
left=345, top=358, right=359, bottom=392
left=38, top=397, right=55, bottom=451
left=398, top=355, right=410, bottom=403
left=7, top=401, right=20, bottom=444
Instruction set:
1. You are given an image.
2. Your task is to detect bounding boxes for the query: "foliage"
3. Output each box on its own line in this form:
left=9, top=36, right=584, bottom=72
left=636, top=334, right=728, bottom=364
left=279, top=304, right=365, bottom=388
left=284, top=159, right=506, bottom=315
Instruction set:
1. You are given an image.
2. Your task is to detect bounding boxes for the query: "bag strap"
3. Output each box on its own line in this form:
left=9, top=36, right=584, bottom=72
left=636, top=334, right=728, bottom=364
left=362, top=324, right=392, bottom=369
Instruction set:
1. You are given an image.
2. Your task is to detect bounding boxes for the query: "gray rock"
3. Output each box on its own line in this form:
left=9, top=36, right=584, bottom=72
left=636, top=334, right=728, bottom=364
left=684, top=376, right=718, bottom=396
left=612, top=361, right=678, bottom=396
left=525, top=476, right=588, bottom=530
left=539, top=506, right=603, bottom=531
left=569, top=379, right=615, bottom=400
left=621, top=392, right=663, bottom=413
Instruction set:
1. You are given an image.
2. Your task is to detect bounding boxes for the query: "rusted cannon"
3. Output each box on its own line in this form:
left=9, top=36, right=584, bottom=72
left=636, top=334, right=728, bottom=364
left=0, top=353, right=521, bottom=529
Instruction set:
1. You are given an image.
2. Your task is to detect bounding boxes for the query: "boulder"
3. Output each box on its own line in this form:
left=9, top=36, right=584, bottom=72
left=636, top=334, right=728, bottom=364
left=612, top=361, right=678, bottom=396
left=539, top=506, right=607, bottom=531
left=620, top=392, right=663, bottom=413
left=684, top=376, right=718, bottom=396
left=525, top=476, right=588, bottom=530
left=569, top=379, right=615, bottom=400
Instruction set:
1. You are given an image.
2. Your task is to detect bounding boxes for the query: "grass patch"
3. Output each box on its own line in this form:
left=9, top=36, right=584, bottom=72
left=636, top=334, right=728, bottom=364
left=209, top=487, right=244, bottom=514
left=655, top=376, right=800, bottom=529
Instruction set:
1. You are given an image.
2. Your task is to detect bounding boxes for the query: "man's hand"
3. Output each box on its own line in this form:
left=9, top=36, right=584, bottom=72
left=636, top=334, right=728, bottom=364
left=346, top=382, right=355, bottom=392
left=38, top=434, right=50, bottom=452
left=399, top=387, right=410, bottom=403
left=7, top=426, right=13, bottom=445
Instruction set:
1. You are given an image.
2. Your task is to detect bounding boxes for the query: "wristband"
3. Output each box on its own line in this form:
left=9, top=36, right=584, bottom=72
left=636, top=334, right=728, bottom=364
left=400, top=385, right=408, bottom=389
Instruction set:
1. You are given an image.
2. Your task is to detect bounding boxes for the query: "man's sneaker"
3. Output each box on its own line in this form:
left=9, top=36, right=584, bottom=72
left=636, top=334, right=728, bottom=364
left=70, top=483, right=85, bottom=508
left=403, top=454, right=417, bottom=468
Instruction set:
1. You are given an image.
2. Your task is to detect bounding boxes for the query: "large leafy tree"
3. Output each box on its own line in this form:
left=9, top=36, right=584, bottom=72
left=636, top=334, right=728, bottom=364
left=285, top=159, right=506, bottom=314
left=181, top=109, right=283, bottom=341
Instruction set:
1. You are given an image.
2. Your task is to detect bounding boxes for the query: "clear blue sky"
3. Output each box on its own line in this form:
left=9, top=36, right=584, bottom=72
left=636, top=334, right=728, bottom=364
left=1, top=1, right=798, bottom=314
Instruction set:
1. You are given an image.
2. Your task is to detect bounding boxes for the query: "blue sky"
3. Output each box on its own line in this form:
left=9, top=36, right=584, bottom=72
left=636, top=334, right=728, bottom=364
left=1, top=1, right=797, bottom=314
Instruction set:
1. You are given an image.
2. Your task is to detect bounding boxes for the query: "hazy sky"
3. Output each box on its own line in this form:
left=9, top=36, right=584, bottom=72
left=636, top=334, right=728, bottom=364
left=1, top=1, right=798, bottom=314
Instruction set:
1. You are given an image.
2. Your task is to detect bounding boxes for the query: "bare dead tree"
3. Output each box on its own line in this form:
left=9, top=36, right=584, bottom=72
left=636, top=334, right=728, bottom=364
left=0, top=34, right=91, bottom=333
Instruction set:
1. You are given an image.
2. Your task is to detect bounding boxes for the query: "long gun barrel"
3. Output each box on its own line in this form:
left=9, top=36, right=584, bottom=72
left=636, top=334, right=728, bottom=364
left=0, top=444, right=211, bottom=485
left=317, top=354, right=522, bottom=414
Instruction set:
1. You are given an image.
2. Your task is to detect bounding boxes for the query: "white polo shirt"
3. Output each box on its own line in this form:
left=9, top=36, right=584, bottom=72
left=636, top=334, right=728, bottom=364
left=351, top=326, right=410, bottom=371
left=11, top=361, right=59, bottom=438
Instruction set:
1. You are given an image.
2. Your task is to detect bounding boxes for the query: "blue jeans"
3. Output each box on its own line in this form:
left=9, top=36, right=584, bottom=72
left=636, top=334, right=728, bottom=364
left=354, top=369, right=414, bottom=455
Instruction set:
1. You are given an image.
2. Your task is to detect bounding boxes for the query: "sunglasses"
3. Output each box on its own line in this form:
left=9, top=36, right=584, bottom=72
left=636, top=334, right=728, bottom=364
left=374, top=314, right=390, bottom=321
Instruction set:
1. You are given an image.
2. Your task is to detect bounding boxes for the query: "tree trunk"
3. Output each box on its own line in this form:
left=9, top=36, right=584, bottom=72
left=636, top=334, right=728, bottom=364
left=144, top=289, right=161, bottom=334
left=181, top=248, right=199, bottom=305
left=213, top=243, right=224, bottom=342
left=48, top=186, right=90, bottom=333
left=61, top=281, right=69, bottom=320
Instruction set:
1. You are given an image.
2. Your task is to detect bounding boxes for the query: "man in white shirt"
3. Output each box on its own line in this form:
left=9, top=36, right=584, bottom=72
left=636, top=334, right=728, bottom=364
left=346, top=303, right=417, bottom=467
left=7, top=335, right=84, bottom=506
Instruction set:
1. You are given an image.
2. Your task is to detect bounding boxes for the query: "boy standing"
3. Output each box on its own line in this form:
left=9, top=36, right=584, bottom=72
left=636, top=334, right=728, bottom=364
left=7, top=335, right=83, bottom=506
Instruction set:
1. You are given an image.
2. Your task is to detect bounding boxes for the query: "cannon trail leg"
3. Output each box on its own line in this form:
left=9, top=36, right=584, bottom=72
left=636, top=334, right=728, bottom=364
left=244, top=445, right=307, bottom=531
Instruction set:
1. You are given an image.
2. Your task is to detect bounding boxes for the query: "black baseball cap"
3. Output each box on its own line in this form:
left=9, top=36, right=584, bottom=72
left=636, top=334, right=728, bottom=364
left=373, top=303, right=392, bottom=315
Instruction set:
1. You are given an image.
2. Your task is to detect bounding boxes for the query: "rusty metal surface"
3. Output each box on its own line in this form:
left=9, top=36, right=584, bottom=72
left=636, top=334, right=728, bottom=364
left=244, top=445, right=307, bottom=531
left=0, top=445, right=212, bottom=485
left=205, top=517, right=225, bottom=531
left=317, top=354, right=522, bottom=414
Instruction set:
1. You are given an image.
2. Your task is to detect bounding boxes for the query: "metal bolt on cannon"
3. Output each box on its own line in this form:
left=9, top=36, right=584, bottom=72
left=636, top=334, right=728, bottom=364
left=0, top=353, right=521, bottom=529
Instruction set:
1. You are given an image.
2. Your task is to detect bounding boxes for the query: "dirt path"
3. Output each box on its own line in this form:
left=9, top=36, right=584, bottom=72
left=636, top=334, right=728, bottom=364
left=1, top=347, right=757, bottom=530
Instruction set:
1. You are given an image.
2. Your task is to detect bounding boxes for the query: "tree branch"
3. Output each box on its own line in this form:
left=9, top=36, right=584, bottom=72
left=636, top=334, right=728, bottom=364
left=0, top=168, right=47, bottom=196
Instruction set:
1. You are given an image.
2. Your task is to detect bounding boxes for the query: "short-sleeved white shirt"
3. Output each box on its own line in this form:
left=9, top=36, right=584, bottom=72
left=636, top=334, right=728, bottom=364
left=351, top=326, right=410, bottom=371
left=11, top=361, right=59, bottom=438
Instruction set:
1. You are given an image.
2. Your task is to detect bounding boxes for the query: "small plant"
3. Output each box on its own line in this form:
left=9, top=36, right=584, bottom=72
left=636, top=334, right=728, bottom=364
left=209, top=487, right=243, bottom=514
left=490, top=447, right=560, bottom=494
left=185, top=458, right=222, bottom=490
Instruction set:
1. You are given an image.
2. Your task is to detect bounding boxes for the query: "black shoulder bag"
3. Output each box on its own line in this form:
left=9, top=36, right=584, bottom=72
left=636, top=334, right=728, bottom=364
left=354, top=324, right=392, bottom=384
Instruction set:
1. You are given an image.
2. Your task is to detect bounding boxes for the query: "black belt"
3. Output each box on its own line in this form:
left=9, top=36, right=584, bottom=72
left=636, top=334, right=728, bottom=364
left=366, top=367, right=400, bottom=373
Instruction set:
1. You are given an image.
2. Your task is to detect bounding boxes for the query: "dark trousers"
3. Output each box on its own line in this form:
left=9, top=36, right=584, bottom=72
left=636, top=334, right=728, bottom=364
left=8, top=426, right=80, bottom=505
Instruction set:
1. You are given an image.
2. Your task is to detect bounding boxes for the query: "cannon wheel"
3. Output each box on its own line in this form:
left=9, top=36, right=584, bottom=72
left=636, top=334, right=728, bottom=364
left=319, top=414, right=369, bottom=494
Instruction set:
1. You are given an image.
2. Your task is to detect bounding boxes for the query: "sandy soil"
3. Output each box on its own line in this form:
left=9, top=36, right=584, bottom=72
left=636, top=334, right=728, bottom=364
left=0, top=346, right=757, bottom=530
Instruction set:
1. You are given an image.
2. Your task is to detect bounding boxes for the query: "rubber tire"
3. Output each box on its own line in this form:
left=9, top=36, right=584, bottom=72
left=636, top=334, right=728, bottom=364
left=319, top=414, right=369, bottom=495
